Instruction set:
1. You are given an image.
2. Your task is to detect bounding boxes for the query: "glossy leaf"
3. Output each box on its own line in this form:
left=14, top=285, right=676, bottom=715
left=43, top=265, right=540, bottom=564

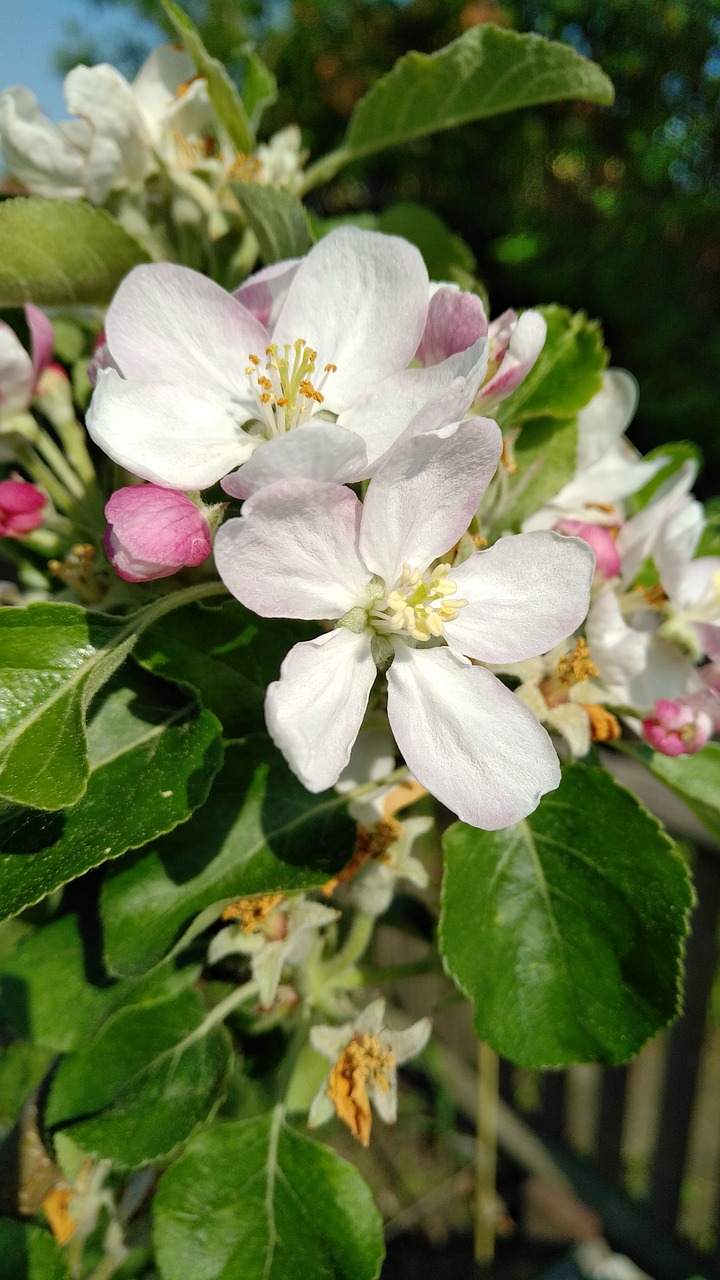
left=303, top=26, right=613, bottom=189
left=46, top=989, right=230, bottom=1168
left=161, top=1, right=253, bottom=153
left=135, top=600, right=316, bottom=737
left=101, top=736, right=354, bottom=976
left=0, top=1221, right=68, bottom=1280
left=0, top=199, right=149, bottom=307
left=440, top=764, right=692, bottom=1068
left=496, top=305, right=607, bottom=427
left=232, top=181, right=314, bottom=264
left=154, top=1109, right=384, bottom=1280
left=0, top=668, right=223, bottom=920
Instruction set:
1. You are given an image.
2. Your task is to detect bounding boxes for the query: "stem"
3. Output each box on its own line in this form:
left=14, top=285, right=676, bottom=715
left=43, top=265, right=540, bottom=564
left=354, top=956, right=440, bottom=985
left=474, top=1039, right=499, bottom=1266
left=321, top=911, right=375, bottom=981
left=343, top=765, right=410, bottom=805
left=51, top=415, right=97, bottom=488
left=193, top=980, right=259, bottom=1041
left=33, top=427, right=86, bottom=501
left=14, top=442, right=76, bottom=513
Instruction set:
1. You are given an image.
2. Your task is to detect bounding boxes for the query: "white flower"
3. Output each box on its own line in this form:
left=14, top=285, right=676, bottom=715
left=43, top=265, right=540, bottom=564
left=207, top=894, right=338, bottom=1006
left=215, top=419, right=594, bottom=828
left=86, top=228, right=488, bottom=492
left=308, top=998, right=431, bottom=1145
left=493, top=638, right=617, bottom=758
left=0, top=305, right=54, bottom=423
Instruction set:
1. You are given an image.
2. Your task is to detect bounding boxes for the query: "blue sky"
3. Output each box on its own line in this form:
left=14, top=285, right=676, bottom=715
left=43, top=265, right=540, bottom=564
left=0, top=0, right=164, bottom=118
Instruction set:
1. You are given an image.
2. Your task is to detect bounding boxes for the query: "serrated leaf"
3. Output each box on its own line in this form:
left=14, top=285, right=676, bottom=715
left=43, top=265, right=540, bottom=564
left=135, top=600, right=316, bottom=738
left=490, top=415, right=577, bottom=534
left=303, top=26, right=613, bottom=188
left=0, top=199, right=150, bottom=307
left=101, top=737, right=354, bottom=977
left=0, top=667, right=223, bottom=920
left=0, top=912, right=197, bottom=1052
left=240, top=48, right=278, bottom=131
left=154, top=1109, right=384, bottom=1280
left=161, top=0, right=253, bottom=153
left=496, top=305, right=607, bottom=427
left=232, top=181, right=314, bottom=264
left=0, top=1221, right=68, bottom=1279
left=46, top=989, right=230, bottom=1168
left=440, top=764, right=692, bottom=1068
left=635, top=742, right=720, bottom=844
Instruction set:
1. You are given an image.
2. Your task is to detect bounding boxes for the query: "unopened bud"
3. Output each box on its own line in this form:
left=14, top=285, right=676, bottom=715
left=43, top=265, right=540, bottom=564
left=555, top=519, right=621, bottom=580
left=104, top=485, right=212, bottom=582
left=0, top=477, right=46, bottom=537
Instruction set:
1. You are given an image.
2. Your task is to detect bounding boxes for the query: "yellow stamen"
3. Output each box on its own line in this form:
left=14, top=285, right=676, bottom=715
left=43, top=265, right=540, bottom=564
left=556, top=637, right=599, bottom=687
left=322, top=819, right=401, bottom=896
left=221, top=892, right=285, bottom=933
left=580, top=703, right=621, bottom=743
left=327, top=1035, right=394, bottom=1146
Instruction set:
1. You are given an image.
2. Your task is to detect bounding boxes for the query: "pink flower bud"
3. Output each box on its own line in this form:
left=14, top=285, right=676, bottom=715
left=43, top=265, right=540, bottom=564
left=104, top=485, right=212, bottom=582
left=0, top=478, right=46, bottom=537
left=555, top=519, right=621, bottom=580
left=642, top=697, right=713, bottom=757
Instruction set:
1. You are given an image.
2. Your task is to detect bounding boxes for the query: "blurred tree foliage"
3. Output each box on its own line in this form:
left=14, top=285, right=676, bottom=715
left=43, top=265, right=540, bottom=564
left=58, top=0, right=720, bottom=487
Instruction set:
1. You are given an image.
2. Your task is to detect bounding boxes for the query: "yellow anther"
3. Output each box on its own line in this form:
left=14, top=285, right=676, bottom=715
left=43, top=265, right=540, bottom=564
left=221, top=892, right=284, bottom=933
left=327, top=1035, right=394, bottom=1146
left=248, top=353, right=261, bottom=365
left=259, top=392, right=273, bottom=403
left=325, top=363, right=337, bottom=373
left=556, top=637, right=599, bottom=687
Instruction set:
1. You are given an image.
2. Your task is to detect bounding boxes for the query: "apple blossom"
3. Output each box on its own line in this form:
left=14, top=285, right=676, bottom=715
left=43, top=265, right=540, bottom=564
left=208, top=894, right=339, bottom=1006
left=214, top=420, right=594, bottom=828
left=103, top=485, right=212, bottom=582
left=0, top=478, right=46, bottom=537
left=86, top=228, right=488, bottom=494
left=642, top=692, right=720, bottom=757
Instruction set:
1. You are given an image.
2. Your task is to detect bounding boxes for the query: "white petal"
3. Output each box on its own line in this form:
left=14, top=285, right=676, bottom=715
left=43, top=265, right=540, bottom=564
left=0, top=322, right=34, bottom=418
left=86, top=369, right=255, bottom=489
left=221, top=422, right=368, bottom=498
left=386, top=1016, right=432, bottom=1064
left=215, top=480, right=370, bottom=618
left=272, top=227, right=429, bottom=412
left=0, top=87, right=87, bottom=197
left=354, top=999, right=387, bottom=1037
left=655, top=500, right=704, bottom=601
left=576, top=369, right=639, bottom=471
left=359, top=419, right=502, bottom=584
left=64, top=64, right=150, bottom=195
left=386, top=646, right=561, bottom=829
left=338, top=339, right=488, bottom=466
left=310, top=1022, right=355, bottom=1060
left=616, top=460, right=698, bottom=583
left=368, top=1070, right=398, bottom=1124
left=547, top=703, right=591, bottom=757
left=265, top=631, right=376, bottom=792
left=252, top=940, right=286, bottom=1006
left=444, top=531, right=594, bottom=663
left=104, top=262, right=268, bottom=403
left=131, top=44, right=194, bottom=140
left=233, top=259, right=301, bottom=330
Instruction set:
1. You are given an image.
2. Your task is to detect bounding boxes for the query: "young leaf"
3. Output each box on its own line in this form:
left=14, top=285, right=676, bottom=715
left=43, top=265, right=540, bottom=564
left=0, top=1221, right=68, bottom=1280
left=303, top=26, right=613, bottom=189
left=634, top=743, right=720, bottom=845
left=440, top=764, right=692, bottom=1068
left=495, top=305, right=607, bottom=427
left=101, top=737, right=354, bottom=977
left=0, top=199, right=150, bottom=307
left=232, top=181, right=314, bottom=263
left=631, top=441, right=703, bottom=511
left=153, top=1110, right=385, bottom=1280
left=0, top=668, right=223, bottom=920
left=161, top=0, right=254, bottom=153
left=45, top=989, right=231, bottom=1169
left=240, top=47, right=278, bottom=131
left=490, top=415, right=577, bottom=534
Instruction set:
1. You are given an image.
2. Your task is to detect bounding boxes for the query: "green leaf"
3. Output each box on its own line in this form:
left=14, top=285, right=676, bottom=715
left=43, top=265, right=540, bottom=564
left=0, top=913, right=197, bottom=1052
left=376, top=203, right=475, bottom=280
left=0, top=1043, right=55, bottom=1128
left=101, top=737, right=354, bottom=977
left=303, top=26, right=613, bottom=189
left=135, top=600, right=316, bottom=738
left=154, top=1109, right=384, bottom=1280
left=440, top=764, right=692, bottom=1068
left=0, top=1221, right=68, bottom=1279
left=240, top=47, right=278, bottom=131
left=495, top=305, right=607, bottom=427
left=161, top=0, right=253, bottom=153
left=232, top=181, right=314, bottom=264
left=46, top=989, right=231, bottom=1168
left=0, top=667, right=223, bottom=920
left=490, top=415, right=577, bottom=534
left=0, top=199, right=150, bottom=308
left=637, top=743, right=720, bottom=844
left=631, top=441, right=703, bottom=511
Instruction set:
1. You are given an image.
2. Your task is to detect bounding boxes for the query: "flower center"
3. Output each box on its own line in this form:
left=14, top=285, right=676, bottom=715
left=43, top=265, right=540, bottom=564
left=370, top=562, right=468, bottom=643
left=221, top=892, right=285, bottom=935
left=327, top=1034, right=394, bottom=1146
left=245, top=339, right=337, bottom=437
left=540, top=636, right=598, bottom=707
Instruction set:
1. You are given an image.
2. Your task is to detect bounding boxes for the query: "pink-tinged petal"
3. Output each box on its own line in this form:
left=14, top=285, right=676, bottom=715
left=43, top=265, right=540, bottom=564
left=24, top=305, right=54, bottom=384
left=104, top=263, right=268, bottom=403
left=642, top=696, right=713, bottom=756
left=339, top=338, right=488, bottom=467
left=694, top=623, right=720, bottom=663
left=221, top=422, right=368, bottom=498
left=415, top=288, right=487, bottom=366
left=554, top=519, right=621, bottom=579
left=233, top=259, right=300, bottom=329
left=272, top=228, right=429, bottom=412
left=0, top=321, right=34, bottom=418
left=104, top=485, right=211, bottom=582
left=215, top=479, right=370, bottom=619
left=444, top=531, right=593, bottom=663
left=86, top=368, right=256, bottom=489
left=477, top=310, right=546, bottom=406
left=266, top=630, right=376, bottom=792
left=0, top=478, right=46, bottom=537
left=487, top=308, right=516, bottom=354
left=360, top=419, right=502, bottom=585
left=386, top=646, right=560, bottom=829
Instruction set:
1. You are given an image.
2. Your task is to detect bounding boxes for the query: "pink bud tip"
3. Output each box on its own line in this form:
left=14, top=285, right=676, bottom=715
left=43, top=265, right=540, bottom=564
left=555, top=519, right=621, bottom=579
left=104, top=485, right=212, bottom=582
left=642, top=698, right=712, bottom=757
left=0, top=478, right=46, bottom=537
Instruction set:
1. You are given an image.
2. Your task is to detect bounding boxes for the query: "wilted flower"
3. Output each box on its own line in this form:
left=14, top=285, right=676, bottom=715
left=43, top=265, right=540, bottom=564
left=208, top=894, right=339, bottom=1006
